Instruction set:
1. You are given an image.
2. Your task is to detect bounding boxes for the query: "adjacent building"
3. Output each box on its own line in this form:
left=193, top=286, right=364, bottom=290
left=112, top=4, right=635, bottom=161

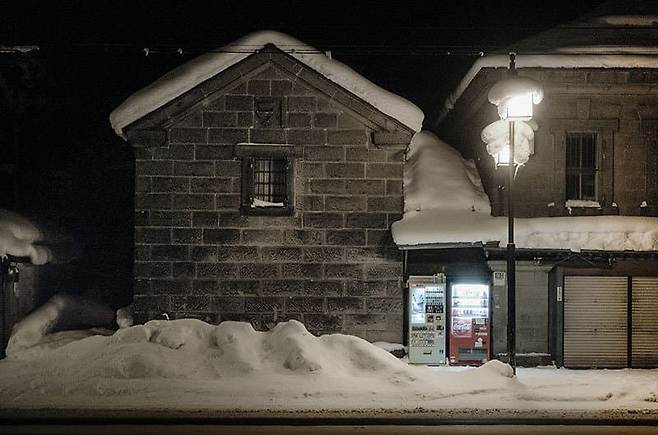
left=396, top=5, right=658, bottom=368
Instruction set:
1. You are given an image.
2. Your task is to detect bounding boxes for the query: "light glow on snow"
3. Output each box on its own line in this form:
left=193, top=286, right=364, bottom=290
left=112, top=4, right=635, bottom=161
left=392, top=132, right=658, bottom=251
left=110, top=31, right=423, bottom=136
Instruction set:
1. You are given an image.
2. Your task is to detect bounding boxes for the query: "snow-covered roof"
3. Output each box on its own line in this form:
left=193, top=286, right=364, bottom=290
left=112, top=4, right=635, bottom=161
left=392, top=132, right=658, bottom=252
left=110, top=30, right=424, bottom=136
left=439, top=3, right=658, bottom=122
left=440, top=54, right=658, bottom=122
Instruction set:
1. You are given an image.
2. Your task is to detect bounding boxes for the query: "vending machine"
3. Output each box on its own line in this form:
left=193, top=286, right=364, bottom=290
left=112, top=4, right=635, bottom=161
left=449, top=283, right=490, bottom=365
left=407, top=274, right=446, bottom=365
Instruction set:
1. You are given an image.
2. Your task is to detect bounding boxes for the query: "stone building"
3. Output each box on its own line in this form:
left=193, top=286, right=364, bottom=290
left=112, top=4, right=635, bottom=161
left=110, top=31, right=422, bottom=342
left=398, top=5, right=658, bottom=368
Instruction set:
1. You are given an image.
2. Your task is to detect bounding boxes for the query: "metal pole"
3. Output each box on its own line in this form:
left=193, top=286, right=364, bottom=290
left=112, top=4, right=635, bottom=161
left=507, top=120, right=516, bottom=375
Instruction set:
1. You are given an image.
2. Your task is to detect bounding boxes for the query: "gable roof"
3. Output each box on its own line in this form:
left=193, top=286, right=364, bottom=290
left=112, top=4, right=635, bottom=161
left=110, top=30, right=424, bottom=137
left=437, top=1, right=658, bottom=124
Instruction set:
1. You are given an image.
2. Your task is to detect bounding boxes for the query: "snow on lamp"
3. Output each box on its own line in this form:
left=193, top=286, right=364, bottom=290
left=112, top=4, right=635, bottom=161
left=481, top=119, right=536, bottom=167
left=488, top=76, right=543, bottom=122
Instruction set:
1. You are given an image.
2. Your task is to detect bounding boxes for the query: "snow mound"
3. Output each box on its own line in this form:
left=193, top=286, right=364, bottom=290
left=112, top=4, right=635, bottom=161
left=476, top=360, right=515, bottom=378
left=402, top=131, right=491, bottom=216
left=373, top=341, right=406, bottom=353
left=8, top=320, right=410, bottom=380
left=393, top=132, right=658, bottom=251
left=0, top=318, right=529, bottom=412
left=110, top=30, right=423, bottom=135
left=7, top=293, right=116, bottom=356
left=0, top=209, right=51, bottom=264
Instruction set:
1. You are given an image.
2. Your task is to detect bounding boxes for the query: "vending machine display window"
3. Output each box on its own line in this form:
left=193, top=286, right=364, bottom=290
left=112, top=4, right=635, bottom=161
left=449, top=283, right=490, bottom=365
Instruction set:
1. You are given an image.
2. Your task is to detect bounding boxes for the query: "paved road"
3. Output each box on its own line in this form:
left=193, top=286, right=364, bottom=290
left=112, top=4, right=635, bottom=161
left=3, top=426, right=658, bottom=435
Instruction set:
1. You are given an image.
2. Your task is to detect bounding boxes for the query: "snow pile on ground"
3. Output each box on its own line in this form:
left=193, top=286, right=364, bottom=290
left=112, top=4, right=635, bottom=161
left=110, top=30, right=423, bottom=135
left=0, top=209, right=51, bottom=264
left=1, top=319, right=657, bottom=415
left=6, top=319, right=415, bottom=377
left=372, top=341, right=406, bottom=353
left=7, top=293, right=116, bottom=355
left=392, top=132, right=658, bottom=251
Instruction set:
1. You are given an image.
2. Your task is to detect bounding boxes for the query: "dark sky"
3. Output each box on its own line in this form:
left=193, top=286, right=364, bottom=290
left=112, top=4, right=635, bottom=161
left=3, top=0, right=606, bottom=126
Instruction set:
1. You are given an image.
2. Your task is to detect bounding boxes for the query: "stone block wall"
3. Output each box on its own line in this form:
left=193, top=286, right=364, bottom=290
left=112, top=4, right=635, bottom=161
left=443, top=68, right=658, bottom=218
left=129, top=60, right=408, bottom=342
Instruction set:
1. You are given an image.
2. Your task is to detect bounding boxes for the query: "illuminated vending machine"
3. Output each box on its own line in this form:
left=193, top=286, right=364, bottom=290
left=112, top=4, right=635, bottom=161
left=407, top=274, right=446, bottom=365
left=449, top=283, right=490, bottom=365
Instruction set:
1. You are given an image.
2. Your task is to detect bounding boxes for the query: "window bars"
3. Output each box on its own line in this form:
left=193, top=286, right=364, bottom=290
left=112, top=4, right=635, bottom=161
left=566, top=132, right=597, bottom=200
left=251, top=158, right=287, bottom=204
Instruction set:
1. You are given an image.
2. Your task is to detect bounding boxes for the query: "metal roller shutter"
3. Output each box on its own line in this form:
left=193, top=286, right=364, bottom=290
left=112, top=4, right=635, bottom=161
left=631, top=277, right=658, bottom=368
left=564, top=276, right=627, bottom=368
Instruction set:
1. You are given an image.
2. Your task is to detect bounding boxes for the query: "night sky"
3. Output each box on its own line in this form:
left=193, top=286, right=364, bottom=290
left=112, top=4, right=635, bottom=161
left=4, top=0, right=606, bottom=124
left=0, top=0, right=604, bottom=306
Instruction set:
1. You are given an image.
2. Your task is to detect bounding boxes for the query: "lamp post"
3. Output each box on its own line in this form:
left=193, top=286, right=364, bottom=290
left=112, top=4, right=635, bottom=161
left=482, top=53, right=543, bottom=375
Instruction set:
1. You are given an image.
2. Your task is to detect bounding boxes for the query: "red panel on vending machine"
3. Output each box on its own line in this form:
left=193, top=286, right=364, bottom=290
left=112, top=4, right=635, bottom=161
left=449, top=283, right=490, bottom=365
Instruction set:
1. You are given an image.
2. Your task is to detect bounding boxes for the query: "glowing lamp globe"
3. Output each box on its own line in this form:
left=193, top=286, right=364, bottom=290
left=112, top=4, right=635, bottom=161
left=488, top=76, right=544, bottom=121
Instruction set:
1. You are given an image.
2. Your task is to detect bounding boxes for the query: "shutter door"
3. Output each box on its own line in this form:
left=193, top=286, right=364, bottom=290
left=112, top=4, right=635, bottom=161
left=564, top=276, right=627, bottom=368
left=631, top=277, right=658, bottom=368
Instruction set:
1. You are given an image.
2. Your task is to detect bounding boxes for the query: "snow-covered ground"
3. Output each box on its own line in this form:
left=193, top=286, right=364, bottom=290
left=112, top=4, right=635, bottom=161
left=0, top=319, right=656, bottom=419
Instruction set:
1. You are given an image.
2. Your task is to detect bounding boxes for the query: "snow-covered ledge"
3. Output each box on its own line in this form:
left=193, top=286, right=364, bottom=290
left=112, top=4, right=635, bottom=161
left=392, top=132, right=658, bottom=252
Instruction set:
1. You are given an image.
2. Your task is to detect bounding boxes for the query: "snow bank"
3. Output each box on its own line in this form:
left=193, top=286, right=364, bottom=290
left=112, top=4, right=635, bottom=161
left=2, top=320, right=656, bottom=414
left=0, top=209, right=51, bottom=265
left=7, top=319, right=408, bottom=376
left=110, top=30, right=423, bottom=136
left=7, top=293, right=116, bottom=356
left=392, top=132, right=658, bottom=251
left=1, top=318, right=528, bottom=412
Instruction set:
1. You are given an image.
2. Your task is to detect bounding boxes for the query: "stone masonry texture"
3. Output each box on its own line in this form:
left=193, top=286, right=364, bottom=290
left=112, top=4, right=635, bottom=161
left=128, top=52, right=410, bottom=343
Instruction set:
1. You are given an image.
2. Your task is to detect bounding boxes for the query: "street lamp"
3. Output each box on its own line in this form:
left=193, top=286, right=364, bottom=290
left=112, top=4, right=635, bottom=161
left=482, top=53, right=543, bottom=374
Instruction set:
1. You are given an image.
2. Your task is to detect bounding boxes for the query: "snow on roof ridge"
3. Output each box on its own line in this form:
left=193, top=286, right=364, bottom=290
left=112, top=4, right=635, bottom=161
left=438, top=53, right=658, bottom=124
left=110, top=30, right=424, bottom=137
